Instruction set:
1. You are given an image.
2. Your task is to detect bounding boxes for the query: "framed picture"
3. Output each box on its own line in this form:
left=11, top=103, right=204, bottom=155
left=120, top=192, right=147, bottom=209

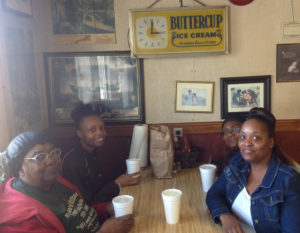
left=277, top=43, right=300, bottom=82
left=175, top=81, right=214, bottom=113
left=44, top=51, right=145, bottom=126
left=2, top=0, right=32, bottom=16
left=49, top=0, right=116, bottom=44
left=220, top=75, right=271, bottom=119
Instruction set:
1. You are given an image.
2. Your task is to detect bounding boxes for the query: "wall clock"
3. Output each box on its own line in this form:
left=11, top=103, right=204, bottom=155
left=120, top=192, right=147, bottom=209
left=135, top=16, right=168, bottom=49
left=129, top=6, right=229, bottom=57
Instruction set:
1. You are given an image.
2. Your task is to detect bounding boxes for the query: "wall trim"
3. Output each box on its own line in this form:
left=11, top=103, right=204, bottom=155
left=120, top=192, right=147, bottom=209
left=48, top=119, right=300, bottom=138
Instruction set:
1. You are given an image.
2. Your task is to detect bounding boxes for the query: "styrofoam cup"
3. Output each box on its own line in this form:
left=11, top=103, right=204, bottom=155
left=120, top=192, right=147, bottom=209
left=161, top=189, right=182, bottom=224
left=126, top=159, right=141, bottom=174
left=112, top=195, right=134, bottom=217
left=199, top=164, right=216, bottom=192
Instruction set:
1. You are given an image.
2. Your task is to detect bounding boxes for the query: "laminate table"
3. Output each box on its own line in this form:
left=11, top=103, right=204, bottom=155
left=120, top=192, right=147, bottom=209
left=122, top=167, right=223, bottom=233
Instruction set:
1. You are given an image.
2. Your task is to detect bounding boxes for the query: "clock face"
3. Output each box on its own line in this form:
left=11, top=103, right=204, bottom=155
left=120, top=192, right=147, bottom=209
left=135, top=16, right=168, bottom=49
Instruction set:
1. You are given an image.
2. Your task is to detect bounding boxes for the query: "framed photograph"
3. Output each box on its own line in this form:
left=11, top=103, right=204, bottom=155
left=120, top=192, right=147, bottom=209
left=175, top=81, right=214, bottom=113
left=220, top=75, right=271, bottom=119
left=44, top=51, right=144, bottom=126
left=277, top=43, right=300, bottom=82
left=2, top=0, right=32, bottom=16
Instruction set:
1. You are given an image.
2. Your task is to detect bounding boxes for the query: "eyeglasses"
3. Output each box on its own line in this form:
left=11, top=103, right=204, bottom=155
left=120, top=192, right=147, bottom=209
left=223, top=127, right=241, bottom=136
left=25, top=148, right=61, bottom=164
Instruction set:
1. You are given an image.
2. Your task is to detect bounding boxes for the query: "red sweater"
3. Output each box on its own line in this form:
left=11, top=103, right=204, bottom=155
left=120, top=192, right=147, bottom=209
left=0, top=177, right=108, bottom=233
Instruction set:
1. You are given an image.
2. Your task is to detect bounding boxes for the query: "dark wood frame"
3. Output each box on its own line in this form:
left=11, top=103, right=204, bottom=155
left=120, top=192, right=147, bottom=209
left=44, top=51, right=145, bottom=126
left=276, top=43, right=300, bottom=82
left=220, top=75, right=271, bottom=119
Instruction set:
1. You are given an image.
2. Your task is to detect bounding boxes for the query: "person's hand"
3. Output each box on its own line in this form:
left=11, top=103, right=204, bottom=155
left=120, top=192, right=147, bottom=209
left=96, top=214, right=134, bottom=233
left=105, top=202, right=114, bottom=217
left=219, top=214, right=245, bottom=233
left=115, top=172, right=141, bottom=187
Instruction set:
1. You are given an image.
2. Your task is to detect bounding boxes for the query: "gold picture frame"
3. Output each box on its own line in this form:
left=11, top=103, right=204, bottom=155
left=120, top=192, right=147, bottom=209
left=175, top=81, right=214, bottom=113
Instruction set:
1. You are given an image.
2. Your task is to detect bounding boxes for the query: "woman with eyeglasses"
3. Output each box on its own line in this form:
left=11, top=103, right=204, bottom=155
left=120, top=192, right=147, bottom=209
left=0, top=131, right=134, bottom=233
left=221, top=117, right=245, bottom=167
left=206, top=108, right=300, bottom=233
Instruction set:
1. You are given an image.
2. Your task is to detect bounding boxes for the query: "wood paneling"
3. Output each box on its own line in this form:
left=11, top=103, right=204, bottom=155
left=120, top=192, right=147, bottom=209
left=48, top=119, right=300, bottom=138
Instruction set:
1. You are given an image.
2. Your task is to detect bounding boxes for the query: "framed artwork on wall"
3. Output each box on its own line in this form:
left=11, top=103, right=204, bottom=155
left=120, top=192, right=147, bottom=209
left=175, top=81, right=214, bottom=113
left=44, top=51, right=145, bottom=126
left=277, top=43, right=300, bottom=82
left=2, top=0, right=32, bottom=16
left=220, top=75, right=271, bottom=119
left=49, top=0, right=116, bottom=44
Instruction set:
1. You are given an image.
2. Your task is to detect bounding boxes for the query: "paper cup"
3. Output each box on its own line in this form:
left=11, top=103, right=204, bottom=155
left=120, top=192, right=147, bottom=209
left=126, top=159, right=141, bottom=174
left=161, top=189, right=182, bottom=224
left=112, top=195, right=134, bottom=217
left=199, top=164, right=216, bottom=192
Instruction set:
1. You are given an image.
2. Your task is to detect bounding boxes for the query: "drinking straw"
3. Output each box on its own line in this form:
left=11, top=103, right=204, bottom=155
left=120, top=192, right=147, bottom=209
left=118, top=183, right=122, bottom=195
left=172, top=178, right=177, bottom=189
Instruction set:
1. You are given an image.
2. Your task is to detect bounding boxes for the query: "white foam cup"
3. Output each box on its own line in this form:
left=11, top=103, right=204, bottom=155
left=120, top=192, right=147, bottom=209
left=161, top=189, right=182, bottom=224
left=112, top=195, right=134, bottom=217
left=199, top=164, right=217, bottom=192
left=126, top=159, right=141, bottom=174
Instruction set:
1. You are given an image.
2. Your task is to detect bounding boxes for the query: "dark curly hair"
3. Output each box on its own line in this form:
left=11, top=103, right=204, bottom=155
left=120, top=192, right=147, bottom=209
left=71, top=102, right=104, bottom=129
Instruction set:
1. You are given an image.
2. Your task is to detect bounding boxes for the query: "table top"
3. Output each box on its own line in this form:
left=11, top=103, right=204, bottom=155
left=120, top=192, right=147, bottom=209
left=122, top=167, right=223, bottom=233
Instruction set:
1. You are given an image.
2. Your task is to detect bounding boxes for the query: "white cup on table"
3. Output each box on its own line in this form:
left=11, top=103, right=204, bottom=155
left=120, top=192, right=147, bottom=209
left=161, top=188, right=182, bottom=224
left=199, top=164, right=216, bottom=192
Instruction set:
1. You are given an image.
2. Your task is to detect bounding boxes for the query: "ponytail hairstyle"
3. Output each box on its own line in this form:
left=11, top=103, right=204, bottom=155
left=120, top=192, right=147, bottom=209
left=71, top=102, right=104, bottom=130
left=246, top=107, right=300, bottom=172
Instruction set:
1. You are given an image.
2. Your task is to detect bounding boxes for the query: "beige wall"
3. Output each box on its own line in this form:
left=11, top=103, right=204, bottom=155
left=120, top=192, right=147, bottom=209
left=33, top=0, right=300, bottom=124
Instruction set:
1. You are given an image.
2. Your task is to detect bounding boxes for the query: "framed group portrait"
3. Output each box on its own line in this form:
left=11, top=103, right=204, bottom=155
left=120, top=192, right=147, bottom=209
left=220, top=75, right=271, bottom=119
left=175, top=81, right=214, bottom=113
left=277, top=43, right=300, bottom=82
left=44, top=51, right=145, bottom=126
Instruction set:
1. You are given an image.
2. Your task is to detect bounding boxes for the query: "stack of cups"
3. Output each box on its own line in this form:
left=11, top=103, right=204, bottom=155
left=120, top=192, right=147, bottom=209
left=126, top=158, right=141, bottom=174
left=112, top=195, right=134, bottom=217
left=199, top=164, right=217, bottom=192
left=161, top=189, right=182, bottom=224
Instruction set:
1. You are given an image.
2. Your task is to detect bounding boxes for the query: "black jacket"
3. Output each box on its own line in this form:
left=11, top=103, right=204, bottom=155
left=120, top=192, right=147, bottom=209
left=61, top=144, right=119, bottom=205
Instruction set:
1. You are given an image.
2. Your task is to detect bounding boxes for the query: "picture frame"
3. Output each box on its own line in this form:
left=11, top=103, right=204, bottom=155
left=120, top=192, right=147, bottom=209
left=49, top=0, right=116, bottom=44
left=276, top=43, right=300, bottom=82
left=175, top=81, right=214, bottom=113
left=44, top=51, right=145, bottom=126
left=2, top=0, right=33, bottom=16
left=220, top=75, right=271, bottom=119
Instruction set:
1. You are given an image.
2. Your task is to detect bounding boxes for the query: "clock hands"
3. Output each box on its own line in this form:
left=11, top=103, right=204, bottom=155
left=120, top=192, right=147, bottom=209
left=150, top=19, right=163, bottom=34
left=150, top=19, right=154, bottom=34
